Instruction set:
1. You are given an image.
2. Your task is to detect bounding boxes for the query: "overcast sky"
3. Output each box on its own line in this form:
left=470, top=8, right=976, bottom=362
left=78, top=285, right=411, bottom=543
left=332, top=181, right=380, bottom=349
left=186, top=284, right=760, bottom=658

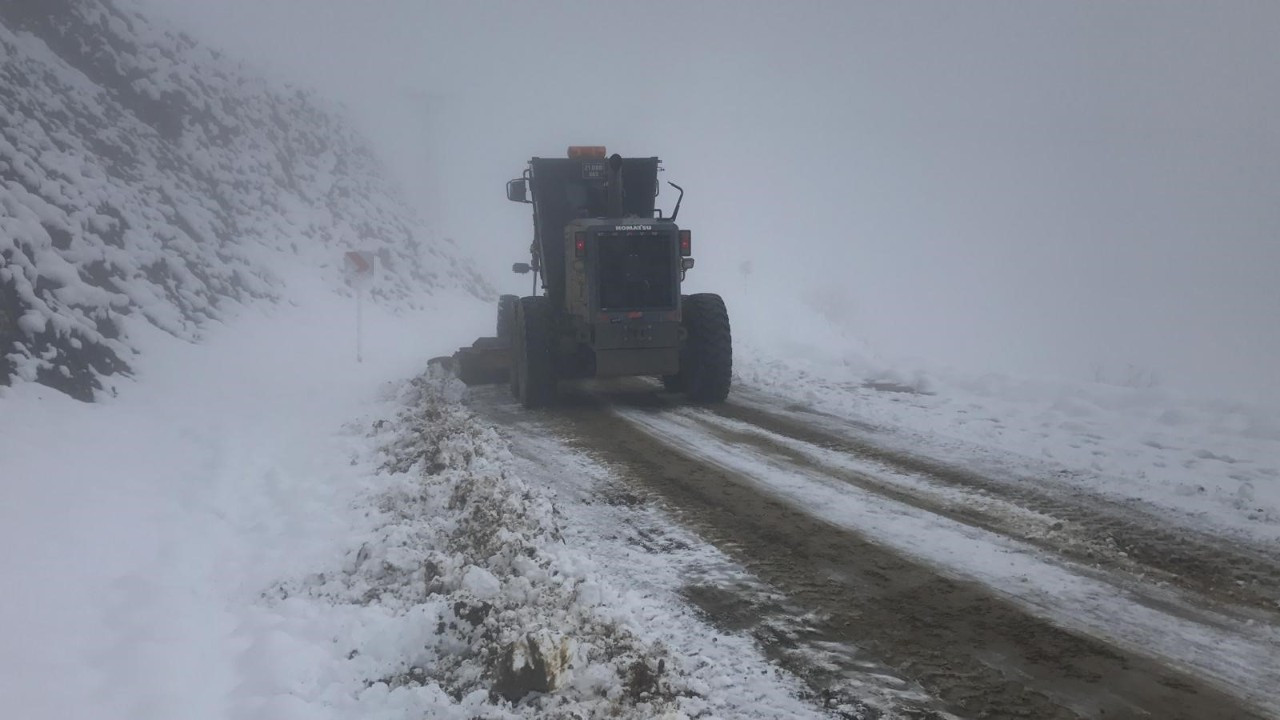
left=143, top=0, right=1280, bottom=400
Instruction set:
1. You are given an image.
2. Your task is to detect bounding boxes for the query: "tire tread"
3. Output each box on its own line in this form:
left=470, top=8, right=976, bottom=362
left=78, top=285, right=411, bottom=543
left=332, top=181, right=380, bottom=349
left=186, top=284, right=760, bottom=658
left=683, top=293, right=732, bottom=403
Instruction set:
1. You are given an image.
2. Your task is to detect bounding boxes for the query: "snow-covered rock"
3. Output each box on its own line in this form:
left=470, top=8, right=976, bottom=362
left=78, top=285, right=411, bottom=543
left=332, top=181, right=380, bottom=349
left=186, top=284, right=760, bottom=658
left=0, top=0, right=490, bottom=400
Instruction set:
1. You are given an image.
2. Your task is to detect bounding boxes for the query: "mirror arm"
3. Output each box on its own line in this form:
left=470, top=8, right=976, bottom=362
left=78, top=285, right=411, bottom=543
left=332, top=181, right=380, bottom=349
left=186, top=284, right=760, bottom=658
left=668, top=181, right=684, bottom=222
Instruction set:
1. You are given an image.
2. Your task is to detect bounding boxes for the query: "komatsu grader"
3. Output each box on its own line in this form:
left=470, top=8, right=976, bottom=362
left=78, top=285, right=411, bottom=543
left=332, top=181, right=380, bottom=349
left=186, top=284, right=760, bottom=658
left=449, top=147, right=731, bottom=408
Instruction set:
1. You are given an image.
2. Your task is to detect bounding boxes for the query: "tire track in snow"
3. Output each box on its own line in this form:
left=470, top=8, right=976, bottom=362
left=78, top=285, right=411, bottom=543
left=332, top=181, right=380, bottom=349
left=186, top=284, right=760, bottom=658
left=471, top=387, right=894, bottom=718
left=617, top=402, right=1279, bottom=715
left=719, top=391, right=1280, bottom=617
left=470, top=380, right=1274, bottom=719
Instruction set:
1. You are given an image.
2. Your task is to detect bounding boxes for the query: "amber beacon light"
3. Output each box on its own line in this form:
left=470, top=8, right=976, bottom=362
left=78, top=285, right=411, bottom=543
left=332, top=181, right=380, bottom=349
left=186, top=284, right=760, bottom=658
left=567, top=146, right=607, bottom=159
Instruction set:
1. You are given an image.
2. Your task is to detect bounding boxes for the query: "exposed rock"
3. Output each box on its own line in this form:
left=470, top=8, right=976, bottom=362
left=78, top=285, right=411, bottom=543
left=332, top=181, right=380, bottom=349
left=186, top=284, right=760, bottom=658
left=491, top=631, right=574, bottom=703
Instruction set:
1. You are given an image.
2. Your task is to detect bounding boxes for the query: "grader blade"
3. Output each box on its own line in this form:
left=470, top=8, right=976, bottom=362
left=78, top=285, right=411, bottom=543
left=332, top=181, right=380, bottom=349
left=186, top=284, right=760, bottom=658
left=452, top=336, right=511, bottom=386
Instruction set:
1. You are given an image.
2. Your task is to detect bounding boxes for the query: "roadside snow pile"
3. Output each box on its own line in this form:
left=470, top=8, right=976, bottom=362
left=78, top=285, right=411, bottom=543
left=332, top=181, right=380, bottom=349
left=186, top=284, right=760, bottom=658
left=0, top=0, right=489, bottom=400
left=271, top=368, right=702, bottom=718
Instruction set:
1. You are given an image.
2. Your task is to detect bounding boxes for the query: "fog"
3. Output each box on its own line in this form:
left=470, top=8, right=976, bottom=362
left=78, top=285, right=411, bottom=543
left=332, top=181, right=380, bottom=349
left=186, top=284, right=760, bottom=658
left=145, top=0, right=1280, bottom=400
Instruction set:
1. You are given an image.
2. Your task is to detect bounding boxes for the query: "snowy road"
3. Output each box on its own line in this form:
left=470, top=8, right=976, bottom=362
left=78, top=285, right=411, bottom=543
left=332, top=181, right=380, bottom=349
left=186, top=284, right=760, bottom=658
left=468, top=379, right=1280, bottom=720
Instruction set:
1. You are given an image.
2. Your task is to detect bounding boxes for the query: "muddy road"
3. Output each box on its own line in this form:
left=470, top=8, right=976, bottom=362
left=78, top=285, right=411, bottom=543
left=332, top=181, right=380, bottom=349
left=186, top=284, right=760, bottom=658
left=468, top=379, right=1280, bottom=719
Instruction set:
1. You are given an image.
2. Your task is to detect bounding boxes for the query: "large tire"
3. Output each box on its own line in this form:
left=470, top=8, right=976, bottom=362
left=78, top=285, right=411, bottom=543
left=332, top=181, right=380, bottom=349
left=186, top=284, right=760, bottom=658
left=681, top=293, right=732, bottom=403
left=496, top=294, right=518, bottom=344
left=515, top=296, right=556, bottom=408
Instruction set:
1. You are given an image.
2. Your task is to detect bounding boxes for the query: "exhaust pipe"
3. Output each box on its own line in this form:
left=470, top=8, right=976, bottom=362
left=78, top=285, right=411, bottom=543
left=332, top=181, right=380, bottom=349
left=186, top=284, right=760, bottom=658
left=606, top=153, right=624, bottom=217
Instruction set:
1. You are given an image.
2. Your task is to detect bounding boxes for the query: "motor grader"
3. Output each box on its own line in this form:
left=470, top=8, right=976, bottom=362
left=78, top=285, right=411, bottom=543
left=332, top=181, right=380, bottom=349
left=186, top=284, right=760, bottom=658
left=450, top=147, right=731, bottom=408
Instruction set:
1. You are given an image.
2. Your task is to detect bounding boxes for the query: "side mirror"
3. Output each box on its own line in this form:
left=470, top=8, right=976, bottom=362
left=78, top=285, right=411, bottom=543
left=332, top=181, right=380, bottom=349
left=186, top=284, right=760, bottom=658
left=512, top=262, right=531, bottom=274
left=506, top=178, right=529, bottom=203
left=680, top=257, right=695, bottom=280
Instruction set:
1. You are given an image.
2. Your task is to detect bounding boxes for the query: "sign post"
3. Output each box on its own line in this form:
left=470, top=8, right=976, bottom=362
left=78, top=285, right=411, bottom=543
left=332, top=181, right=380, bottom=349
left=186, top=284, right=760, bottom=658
left=343, top=251, right=376, bottom=363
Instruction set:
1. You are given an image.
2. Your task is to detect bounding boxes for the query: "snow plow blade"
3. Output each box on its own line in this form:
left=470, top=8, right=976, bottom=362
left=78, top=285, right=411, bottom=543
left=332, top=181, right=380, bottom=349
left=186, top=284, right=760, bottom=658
left=433, top=337, right=510, bottom=386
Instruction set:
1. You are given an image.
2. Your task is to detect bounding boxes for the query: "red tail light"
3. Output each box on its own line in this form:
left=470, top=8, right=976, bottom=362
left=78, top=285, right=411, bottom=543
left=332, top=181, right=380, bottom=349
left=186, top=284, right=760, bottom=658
left=679, top=230, right=692, bottom=256
left=574, top=231, right=586, bottom=257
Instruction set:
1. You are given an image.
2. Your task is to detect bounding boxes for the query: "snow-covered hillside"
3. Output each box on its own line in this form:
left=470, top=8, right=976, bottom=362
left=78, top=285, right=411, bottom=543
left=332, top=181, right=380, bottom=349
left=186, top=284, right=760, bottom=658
left=0, top=0, right=488, bottom=400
